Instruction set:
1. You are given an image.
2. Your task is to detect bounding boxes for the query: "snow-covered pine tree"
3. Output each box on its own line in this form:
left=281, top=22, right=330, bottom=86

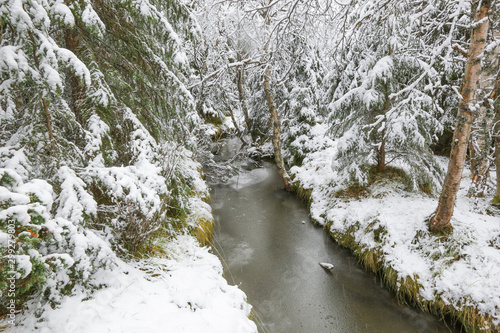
left=1, top=0, right=108, bottom=312
left=68, top=0, right=202, bottom=251
left=0, top=0, right=202, bottom=316
left=278, top=40, right=327, bottom=167
left=327, top=0, right=470, bottom=192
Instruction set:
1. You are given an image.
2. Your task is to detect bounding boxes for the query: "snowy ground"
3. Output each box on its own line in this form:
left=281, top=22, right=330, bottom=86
left=14, top=234, right=255, bottom=333
left=3, top=233, right=257, bottom=333
left=290, top=123, right=500, bottom=328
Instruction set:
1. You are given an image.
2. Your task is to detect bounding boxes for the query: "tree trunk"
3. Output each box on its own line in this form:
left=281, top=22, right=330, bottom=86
left=236, top=66, right=253, bottom=139
left=378, top=84, right=390, bottom=173
left=378, top=134, right=386, bottom=173
left=468, top=31, right=499, bottom=196
left=261, top=6, right=291, bottom=191
left=492, top=66, right=500, bottom=204
left=494, top=116, right=500, bottom=203
left=430, top=0, right=492, bottom=234
left=228, top=106, right=247, bottom=146
left=221, top=91, right=247, bottom=146
left=264, top=64, right=291, bottom=191
left=194, top=42, right=209, bottom=120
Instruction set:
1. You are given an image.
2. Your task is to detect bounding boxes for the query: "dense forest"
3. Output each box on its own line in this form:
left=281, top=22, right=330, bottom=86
left=0, top=0, right=499, bottom=332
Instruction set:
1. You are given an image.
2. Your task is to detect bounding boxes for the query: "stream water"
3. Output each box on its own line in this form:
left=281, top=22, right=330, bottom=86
left=208, top=142, right=456, bottom=333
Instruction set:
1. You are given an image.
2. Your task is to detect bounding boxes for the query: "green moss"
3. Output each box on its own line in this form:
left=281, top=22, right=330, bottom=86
left=333, top=182, right=369, bottom=199
left=289, top=181, right=313, bottom=206
left=369, top=165, right=414, bottom=192
left=418, top=181, right=433, bottom=195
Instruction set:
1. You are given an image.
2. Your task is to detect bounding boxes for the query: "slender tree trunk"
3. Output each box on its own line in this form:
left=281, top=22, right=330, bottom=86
left=430, top=0, right=492, bottom=234
left=228, top=107, right=247, bottom=146
left=264, top=64, right=291, bottom=191
left=41, top=98, right=57, bottom=162
left=194, top=42, right=209, bottom=119
left=378, top=133, right=386, bottom=173
left=468, top=32, right=499, bottom=196
left=492, top=67, right=500, bottom=203
left=377, top=83, right=390, bottom=173
left=221, top=91, right=247, bottom=146
left=494, top=115, right=500, bottom=203
left=236, top=65, right=253, bottom=141
left=261, top=7, right=291, bottom=191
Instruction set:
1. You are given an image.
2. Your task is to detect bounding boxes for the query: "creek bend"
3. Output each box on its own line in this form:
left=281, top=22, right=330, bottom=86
left=208, top=145, right=455, bottom=333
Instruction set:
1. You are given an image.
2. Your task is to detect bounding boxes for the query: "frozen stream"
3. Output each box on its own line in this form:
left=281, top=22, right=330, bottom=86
left=209, top=156, right=456, bottom=332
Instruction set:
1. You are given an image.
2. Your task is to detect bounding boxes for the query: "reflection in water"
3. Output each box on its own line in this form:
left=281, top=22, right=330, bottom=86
left=210, top=163, right=456, bottom=333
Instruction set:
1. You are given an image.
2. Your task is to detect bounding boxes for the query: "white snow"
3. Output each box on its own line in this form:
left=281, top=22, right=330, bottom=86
left=50, top=1, right=75, bottom=26
left=14, top=255, right=32, bottom=279
left=81, top=3, right=106, bottom=38
left=9, top=236, right=257, bottom=333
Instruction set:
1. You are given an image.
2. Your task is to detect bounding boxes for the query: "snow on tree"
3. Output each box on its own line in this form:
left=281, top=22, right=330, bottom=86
left=278, top=40, right=327, bottom=167
left=326, top=0, right=472, bottom=192
left=0, top=0, right=204, bottom=316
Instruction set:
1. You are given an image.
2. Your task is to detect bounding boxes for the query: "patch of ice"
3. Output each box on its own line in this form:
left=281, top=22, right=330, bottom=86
left=228, top=168, right=271, bottom=190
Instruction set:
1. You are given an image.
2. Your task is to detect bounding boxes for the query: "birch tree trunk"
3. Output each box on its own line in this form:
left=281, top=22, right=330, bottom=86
left=430, top=0, right=492, bottom=234
left=494, top=112, right=500, bottom=203
left=264, top=64, right=292, bottom=191
left=261, top=4, right=291, bottom=191
left=236, top=65, right=254, bottom=142
left=492, top=68, right=500, bottom=203
left=468, top=31, right=500, bottom=196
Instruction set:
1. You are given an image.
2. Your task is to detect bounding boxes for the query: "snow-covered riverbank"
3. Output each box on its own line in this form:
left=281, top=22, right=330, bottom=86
left=289, top=123, right=500, bottom=332
left=0, top=151, right=257, bottom=333
left=5, top=234, right=256, bottom=333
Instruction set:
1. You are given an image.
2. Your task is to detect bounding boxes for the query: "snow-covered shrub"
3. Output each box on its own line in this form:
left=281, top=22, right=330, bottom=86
left=0, top=168, right=115, bottom=313
left=84, top=109, right=171, bottom=251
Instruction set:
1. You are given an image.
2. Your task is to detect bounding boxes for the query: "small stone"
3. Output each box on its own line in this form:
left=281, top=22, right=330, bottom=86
left=319, top=262, right=334, bottom=270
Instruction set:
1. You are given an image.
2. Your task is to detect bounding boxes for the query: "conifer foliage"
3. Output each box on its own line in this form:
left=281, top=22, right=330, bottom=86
left=326, top=0, right=472, bottom=191
left=0, top=0, right=200, bottom=315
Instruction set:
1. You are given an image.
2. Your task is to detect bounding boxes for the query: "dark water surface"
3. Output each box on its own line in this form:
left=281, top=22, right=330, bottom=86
left=209, top=157, right=456, bottom=333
